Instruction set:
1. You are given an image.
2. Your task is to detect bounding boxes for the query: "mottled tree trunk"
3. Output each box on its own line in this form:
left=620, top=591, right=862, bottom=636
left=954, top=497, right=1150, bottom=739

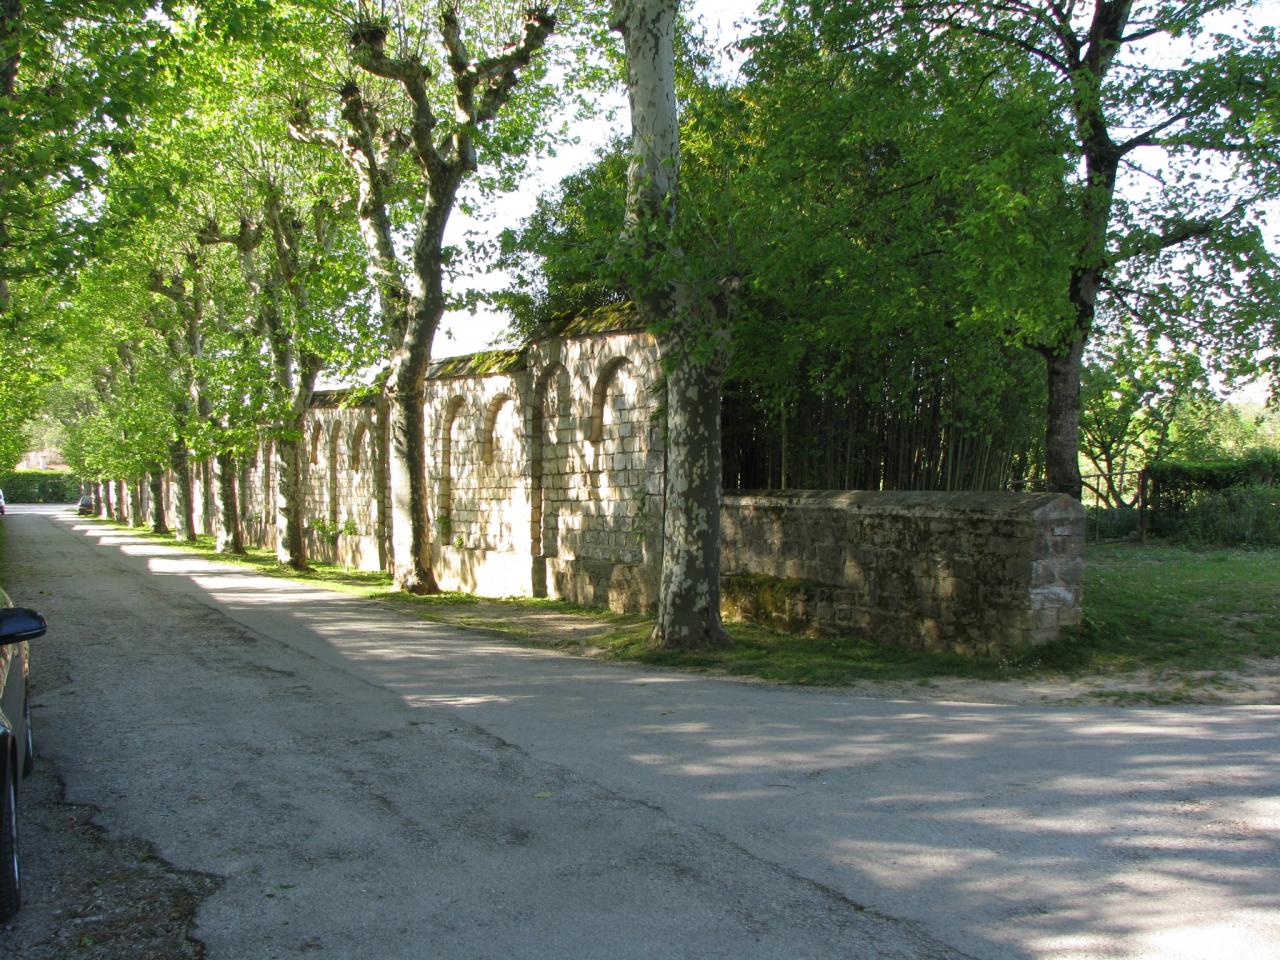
left=275, top=434, right=308, bottom=569
left=1044, top=336, right=1086, bottom=499
left=215, top=452, right=244, bottom=554
left=374, top=398, right=392, bottom=572
left=114, top=480, right=126, bottom=522
left=654, top=340, right=729, bottom=647
left=613, top=0, right=730, bottom=649
left=148, top=470, right=167, bottom=534
left=171, top=441, right=196, bottom=542
left=99, top=481, right=112, bottom=519
left=130, top=477, right=143, bottom=527
left=201, top=459, right=215, bottom=536
left=386, top=383, right=436, bottom=593
left=292, top=11, right=551, bottom=594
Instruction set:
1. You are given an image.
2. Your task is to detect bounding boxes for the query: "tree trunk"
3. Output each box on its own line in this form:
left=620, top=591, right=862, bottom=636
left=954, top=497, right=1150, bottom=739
left=130, top=477, right=143, bottom=527
left=148, top=469, right=167, bottom=534
left=171, top=441, right=196, bottom=542
left=214, top=452, right=244, bottom=555
left=202, top=459, right=215, bottom=535
left=386, top=384, right=436, bottom=593
left=653, top=340, right=729, bottom=648
left=275, top=434, right=308, bottom=570
left=613, top=0, right=729, bottom=649
left=99, top=481, right=112, bottom=519
left=1044, top=335, right=1086, bottom=499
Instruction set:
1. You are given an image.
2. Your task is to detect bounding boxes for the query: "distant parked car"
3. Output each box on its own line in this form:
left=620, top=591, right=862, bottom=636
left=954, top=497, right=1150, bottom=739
left=77, top=495, right=93, bottom=516
left=0, top=489, right=5, bottom=515
left=0, top=587, right=46, bottom=922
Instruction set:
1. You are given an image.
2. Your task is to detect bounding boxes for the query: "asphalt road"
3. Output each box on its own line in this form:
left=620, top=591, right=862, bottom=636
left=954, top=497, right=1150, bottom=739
left=3, top=505, right=1278, bottom=959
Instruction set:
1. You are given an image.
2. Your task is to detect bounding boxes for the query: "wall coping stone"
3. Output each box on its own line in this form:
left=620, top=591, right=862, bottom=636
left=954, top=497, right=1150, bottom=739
left=724, top=489, right=1083, bottom=522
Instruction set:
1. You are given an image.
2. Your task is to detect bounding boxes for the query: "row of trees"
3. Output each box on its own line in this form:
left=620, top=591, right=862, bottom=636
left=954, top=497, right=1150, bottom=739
left=3, top=0, right=1277, bottom=648
left=4, top=0, right=581, bottom=589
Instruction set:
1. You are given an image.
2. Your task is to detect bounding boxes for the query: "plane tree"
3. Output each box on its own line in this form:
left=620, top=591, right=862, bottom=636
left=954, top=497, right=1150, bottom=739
left=96, top=26, right=377, bottom=562
left=609, top=0, right=744, bottom=648
left=279, top=0, right=583, bottom=592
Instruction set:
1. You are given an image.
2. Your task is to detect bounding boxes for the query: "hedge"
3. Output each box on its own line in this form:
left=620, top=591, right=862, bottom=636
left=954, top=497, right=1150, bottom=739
left=1147, top=449, right=1280, bottom=517
left=0, top=470, right=82, bottom=503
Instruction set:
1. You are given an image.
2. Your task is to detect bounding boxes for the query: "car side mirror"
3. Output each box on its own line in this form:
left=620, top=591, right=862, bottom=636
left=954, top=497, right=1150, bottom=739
left=0, top=608, right=47, bottom=644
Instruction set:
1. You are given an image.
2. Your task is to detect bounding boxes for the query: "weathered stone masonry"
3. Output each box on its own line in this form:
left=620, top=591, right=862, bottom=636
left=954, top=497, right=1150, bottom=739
left=721, top=490, right=1083, bottom=655
left=135, top=322, right=1084, bottom=656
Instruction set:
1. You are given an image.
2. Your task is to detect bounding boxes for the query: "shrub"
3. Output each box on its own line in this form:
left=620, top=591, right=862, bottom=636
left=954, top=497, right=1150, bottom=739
left=1178, top=484, right=1280, bottom=547
left=0, top=470, right=82, bottom=503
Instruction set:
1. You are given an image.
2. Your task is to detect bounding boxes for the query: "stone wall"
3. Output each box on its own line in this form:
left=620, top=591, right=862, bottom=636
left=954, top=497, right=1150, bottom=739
left=422, top=330, right=664, bottom=611
left=720, top=490, right=1084, bottom=656
left=239, top=441, right=276, bottom=552
left=301, top=398, right=383, bottom=570
left=126, top=322, right=1085, bottom=656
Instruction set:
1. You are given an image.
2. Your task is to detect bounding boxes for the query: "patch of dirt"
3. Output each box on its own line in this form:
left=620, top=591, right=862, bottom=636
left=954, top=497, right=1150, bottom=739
left=446, top=601, right=631, bottom=643
left=826, top=661, right=1280, bottom=706
left=0, top=760, right=221, bottom=960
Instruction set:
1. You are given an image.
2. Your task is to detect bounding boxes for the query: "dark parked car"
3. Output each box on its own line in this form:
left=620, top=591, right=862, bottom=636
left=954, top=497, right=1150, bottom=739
left=0, top=588, right=45, bottom=921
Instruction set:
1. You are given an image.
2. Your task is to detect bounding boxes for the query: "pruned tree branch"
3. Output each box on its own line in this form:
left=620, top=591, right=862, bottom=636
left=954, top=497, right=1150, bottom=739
left=195, top=216, right=264, bottom=253
left=286, top=99, right=346, bottom=153
left=1115, top=109, right=1194, bottom=156
left=347, top=22, right=445, bottom=177
left=1111, top=207, right=1239, bottom=265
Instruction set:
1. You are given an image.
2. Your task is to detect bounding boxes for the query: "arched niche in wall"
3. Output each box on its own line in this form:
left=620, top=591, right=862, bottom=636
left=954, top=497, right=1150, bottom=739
left=350, top=421, right=370, bottom=473
left=328, top=421, right=344, bottom=524
left=308, top=422, right=325, bottom=508
left=438, top=396, right=467, bottom=537
left=585, top=355, right=646, bottom=563
left=588, top=356, right=635, bottom=445
left=480, top=394, right=515, bottom=467
left=309, top=422, right=324, bottom=466
left=531, top=363, right=571, bottom=566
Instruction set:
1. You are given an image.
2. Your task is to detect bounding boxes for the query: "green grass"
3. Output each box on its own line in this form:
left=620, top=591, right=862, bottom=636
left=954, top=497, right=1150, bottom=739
left=1074, top=541, right=1280, bottom=673
left=84, top=518, right=1280, bottom=690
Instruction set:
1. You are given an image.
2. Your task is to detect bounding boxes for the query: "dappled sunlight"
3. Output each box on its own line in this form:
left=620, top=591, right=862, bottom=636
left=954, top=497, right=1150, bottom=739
left=618, top=676, right=696, bottom=685
left=404, top=693, right=528, bottom=707
left=1142, top=919, right=1278, bottom=960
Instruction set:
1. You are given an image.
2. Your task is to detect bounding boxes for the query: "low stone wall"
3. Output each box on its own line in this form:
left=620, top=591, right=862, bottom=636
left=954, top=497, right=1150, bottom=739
left=720, top=490, right=1084, bottom=656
